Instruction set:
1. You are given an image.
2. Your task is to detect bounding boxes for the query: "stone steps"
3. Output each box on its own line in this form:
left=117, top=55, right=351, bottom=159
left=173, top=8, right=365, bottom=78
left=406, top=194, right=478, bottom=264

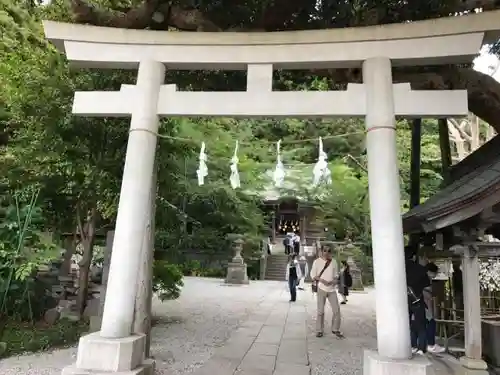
left=265, top=254, right=289, bottom=281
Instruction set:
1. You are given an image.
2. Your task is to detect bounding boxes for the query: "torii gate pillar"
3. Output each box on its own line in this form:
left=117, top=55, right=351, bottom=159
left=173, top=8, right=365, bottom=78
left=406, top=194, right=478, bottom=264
left=62, top=60, right=164, bottom=375
left=362, top=57, right=431, bottom=374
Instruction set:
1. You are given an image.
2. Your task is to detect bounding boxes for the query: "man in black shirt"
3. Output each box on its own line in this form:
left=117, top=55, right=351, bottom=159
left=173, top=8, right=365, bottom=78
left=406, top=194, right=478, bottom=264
left=405, top=246, right=431, bottom=354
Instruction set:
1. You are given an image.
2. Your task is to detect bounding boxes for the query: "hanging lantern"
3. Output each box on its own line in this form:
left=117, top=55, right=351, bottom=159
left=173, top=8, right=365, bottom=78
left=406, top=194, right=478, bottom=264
left=229, top=140, right=241, bottom=189
left=273, top=140, right=286, bottom=187
left=312, top=137, right=332, bottom=186
left=197, top=142, right=208, bottom=186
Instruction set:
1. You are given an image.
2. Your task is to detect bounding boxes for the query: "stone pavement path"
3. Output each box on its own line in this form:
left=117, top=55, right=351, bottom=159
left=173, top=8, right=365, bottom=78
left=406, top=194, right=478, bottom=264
left=194, top=295, right=310, bottom=375
left=0, top=277, right=467, bottom=375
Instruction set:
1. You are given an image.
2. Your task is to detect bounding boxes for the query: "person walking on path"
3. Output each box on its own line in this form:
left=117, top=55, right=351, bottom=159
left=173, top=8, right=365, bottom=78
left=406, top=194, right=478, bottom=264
left=285, top=254, right=302, bottom=302
left=423, top=262, right=445, bottom=353
left=310, top=247, right=343, bottom=338
left=293, top=233, right=301, bottom=255
left=405, top=246, right=431, bottom=355
left=284, top=233, right=294, bottom=255
left=338, top=260, right=352, bottom=305
left=297, top=255, right=308, bottom=290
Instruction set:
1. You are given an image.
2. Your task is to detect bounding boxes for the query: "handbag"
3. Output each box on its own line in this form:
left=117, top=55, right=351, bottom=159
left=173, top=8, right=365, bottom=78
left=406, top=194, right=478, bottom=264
left=312, top=260, right=331, bottom=293
left=407, top=286, right=425, bottom=312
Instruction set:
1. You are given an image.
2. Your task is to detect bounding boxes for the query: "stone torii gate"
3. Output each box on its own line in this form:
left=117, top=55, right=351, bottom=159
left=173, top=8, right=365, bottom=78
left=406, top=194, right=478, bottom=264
left=43, top=11, right=500, bottom=375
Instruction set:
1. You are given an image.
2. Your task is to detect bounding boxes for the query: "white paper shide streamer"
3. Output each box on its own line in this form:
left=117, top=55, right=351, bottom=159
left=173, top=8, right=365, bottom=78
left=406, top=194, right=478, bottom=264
left=273, top=140, right=286, bottom=187
left=197, top=142, right=208, bottom=186
left=312, top=137, right=332, bottom=186
left=230, top=140, right=241, bottom=189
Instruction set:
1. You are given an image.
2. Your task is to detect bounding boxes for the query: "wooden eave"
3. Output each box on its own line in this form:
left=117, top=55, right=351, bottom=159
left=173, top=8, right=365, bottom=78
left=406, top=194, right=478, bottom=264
left=403, top=135, right=500, bottom=234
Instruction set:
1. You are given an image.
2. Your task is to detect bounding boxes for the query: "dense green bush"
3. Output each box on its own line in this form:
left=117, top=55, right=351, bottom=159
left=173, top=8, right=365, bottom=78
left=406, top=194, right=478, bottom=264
left=246, top=259, right=261, bottom=280
left=1, top=319, right=88, bottom=358
left=152, top=261, right=184, bottom=301
left=178, top=259, right=202, bottom=275
left=0, top=191, right=59, bottom=322
left=199, top=267, right=226, bottom=278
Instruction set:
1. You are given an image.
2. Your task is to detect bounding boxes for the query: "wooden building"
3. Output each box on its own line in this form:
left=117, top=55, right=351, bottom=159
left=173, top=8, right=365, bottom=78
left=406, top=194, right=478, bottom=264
left=259, top=165, right=325, bottom=246
left=403, top=119, right=500, bottom=370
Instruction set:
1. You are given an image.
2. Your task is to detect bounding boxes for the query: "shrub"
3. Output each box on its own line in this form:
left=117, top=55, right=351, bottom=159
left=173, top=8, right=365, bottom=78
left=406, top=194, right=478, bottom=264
left=199, top=267, right=225, bottom=278
left=152, top=261, right=183, bottom=301
left=1, top=319, right=88, bottom=358
left=0, top=190, right=59, bottom=321
left=178, top=260, right=202, bottom=276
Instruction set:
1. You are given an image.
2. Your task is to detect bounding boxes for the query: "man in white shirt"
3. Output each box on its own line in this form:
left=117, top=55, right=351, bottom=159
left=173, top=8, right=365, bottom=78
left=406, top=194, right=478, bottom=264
left=310, top=246, right=343, bottom=338
left=293, top=233, right=301, bottom=255
left=285, top=233, right=294, bottom=254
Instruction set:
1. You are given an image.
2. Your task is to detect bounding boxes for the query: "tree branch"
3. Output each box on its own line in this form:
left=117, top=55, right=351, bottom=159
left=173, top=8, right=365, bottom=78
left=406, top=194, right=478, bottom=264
left=70, top=0, right=221, bottom=30
left=455, top=119, right=473, bottom=142
left=393, top=67, right=500, bottom=134
left=70, top=0, right=160, bottom=28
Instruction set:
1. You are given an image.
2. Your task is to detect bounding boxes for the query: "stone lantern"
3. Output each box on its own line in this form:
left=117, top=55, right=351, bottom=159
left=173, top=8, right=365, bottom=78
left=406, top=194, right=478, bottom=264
left=345, top=240, right=364, bottom=291
left=225, top=234, right=249, bottom=285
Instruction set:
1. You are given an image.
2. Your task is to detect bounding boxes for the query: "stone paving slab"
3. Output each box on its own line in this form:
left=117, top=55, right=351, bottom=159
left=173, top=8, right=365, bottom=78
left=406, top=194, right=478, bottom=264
left=275, top=363, right=310, bottom=375
left=215, top=338, right=255, bottom=360
left=277, top=339, right=308, bottom=365
left=255, top=327, right=284, bottom=345
left=247, top=343, right=279, bottom=356
left=194, top=357, right=241, bottom=375
left=240, top=353, right=276, bottom=373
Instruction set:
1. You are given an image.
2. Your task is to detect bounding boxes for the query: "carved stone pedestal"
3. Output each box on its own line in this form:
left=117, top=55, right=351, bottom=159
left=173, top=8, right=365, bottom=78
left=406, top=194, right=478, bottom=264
left=226, top=261, right=249, bottom=285
left=225, top=237, right=249, bottom=285
left=347, top=256, right=364, bottom=291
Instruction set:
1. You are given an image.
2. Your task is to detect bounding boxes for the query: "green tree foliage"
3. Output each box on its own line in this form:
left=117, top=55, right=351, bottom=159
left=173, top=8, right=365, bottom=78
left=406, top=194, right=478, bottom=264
left=0, top=0, right=449, bottom=324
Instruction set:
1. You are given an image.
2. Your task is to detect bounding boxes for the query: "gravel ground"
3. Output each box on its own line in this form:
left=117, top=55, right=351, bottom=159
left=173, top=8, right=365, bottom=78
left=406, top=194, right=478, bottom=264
left=305, top=289, right=378, bottom=375
left=0, top=277, right=286, bottom=375
left=305, top=288, right=470, bottom=375
left=0, top=278, right=466, bottom=375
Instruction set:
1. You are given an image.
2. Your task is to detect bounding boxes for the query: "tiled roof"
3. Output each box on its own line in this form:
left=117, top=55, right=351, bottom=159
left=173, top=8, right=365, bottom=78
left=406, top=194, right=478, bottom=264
left=402, top=135, right=500, bottom=233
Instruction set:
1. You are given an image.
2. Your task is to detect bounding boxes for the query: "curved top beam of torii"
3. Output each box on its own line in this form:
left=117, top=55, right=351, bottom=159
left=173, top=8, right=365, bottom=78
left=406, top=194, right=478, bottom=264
left=43, top=10, right=500, bottom=70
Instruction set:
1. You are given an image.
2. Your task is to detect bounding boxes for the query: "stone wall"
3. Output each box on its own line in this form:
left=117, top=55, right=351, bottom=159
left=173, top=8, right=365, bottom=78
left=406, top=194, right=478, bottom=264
left=37, top=261, right=102, bottom=324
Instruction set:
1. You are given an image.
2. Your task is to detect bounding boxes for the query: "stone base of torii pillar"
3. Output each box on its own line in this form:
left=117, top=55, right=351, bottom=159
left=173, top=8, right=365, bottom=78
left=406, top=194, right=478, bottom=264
left=363, top=351, right=432, bottom=375
left=62, top=333, right=154, bottom=375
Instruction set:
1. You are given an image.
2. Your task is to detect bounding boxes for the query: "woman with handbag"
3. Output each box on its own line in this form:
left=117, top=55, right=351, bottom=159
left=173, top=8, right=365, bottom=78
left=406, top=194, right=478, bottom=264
left=285, top=254, right=302, bottom=302
left=338, top=261, right=352, bottom=305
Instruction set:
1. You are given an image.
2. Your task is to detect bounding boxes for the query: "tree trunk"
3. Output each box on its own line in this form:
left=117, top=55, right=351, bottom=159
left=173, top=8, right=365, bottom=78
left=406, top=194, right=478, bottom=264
left=470, top=114, right=480, bottom=152
left=447, top=118, right=468, bottom=161
left=60, top=234, right=78, bottom=276
left=75, top=206, right=97, bottom=317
